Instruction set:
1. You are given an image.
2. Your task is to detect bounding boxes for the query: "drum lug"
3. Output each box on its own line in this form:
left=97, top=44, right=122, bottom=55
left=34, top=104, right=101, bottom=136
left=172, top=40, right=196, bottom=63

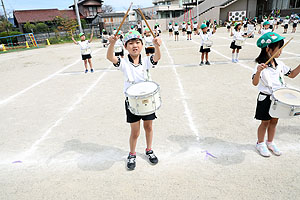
left=290, top=106, right=295, bottom=116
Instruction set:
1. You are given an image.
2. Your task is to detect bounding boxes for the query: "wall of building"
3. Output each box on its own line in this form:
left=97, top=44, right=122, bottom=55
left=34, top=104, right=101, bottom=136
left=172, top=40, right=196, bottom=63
left=220, top=0, right=257, bottom=22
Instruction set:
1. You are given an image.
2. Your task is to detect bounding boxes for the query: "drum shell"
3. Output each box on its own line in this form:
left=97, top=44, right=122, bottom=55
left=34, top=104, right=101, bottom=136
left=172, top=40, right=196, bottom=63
left=126, top=82, right=161, bottom=116
left=203, top=40, right=213, bottom=49
left=269, top=89, right=300, bottom=118
left=235, top=39, right=245, bottom=46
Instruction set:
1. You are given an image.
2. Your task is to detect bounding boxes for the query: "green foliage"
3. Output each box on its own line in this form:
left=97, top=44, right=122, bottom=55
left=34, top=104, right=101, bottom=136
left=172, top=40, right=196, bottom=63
left=36, top=23, right=49, bottom=33
left=81, top=19, right=87, bottom=29
left=0, top=17, right=12, bottom=32
left=0, top=31, right=23, bottom=44
left=24, top=22, right=36, bottom=33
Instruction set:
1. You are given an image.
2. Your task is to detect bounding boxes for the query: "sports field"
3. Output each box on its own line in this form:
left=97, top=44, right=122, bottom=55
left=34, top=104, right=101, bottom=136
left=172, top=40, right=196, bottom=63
left=0, top=27, right=300, bottom=199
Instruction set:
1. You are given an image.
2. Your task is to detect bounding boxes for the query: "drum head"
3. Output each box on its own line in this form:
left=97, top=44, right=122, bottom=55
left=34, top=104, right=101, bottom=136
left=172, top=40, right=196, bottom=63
left=273, top=88, right=300, bottom=106
left=126, top=81, right=159, bottom=97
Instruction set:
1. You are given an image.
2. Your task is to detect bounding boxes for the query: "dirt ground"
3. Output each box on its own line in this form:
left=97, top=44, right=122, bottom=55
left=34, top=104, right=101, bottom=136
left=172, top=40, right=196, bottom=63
left=0, top=27, right=300, bottom=200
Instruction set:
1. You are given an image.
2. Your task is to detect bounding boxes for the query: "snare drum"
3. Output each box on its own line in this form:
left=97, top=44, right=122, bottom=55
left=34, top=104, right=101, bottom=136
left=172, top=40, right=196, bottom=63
left=125, top=81, right=161, bottom=116
left=269, top=88, right=300, bottom=118
left=203, top=40, right=213, bottom=49
left=235, top=38, right=245, bottom=46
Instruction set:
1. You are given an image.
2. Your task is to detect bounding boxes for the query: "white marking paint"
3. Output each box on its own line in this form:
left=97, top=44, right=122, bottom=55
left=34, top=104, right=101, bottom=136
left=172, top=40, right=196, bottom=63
left=14, top=65, right=112, bottom=162
left=162, top=41, right=200, bottom=140
left=0, top=48, right=102, bottom=106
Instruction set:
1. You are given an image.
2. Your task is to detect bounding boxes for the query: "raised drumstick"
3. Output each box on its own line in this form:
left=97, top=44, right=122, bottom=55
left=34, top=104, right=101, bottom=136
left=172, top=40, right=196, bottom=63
left=138, top=8, right=156, bottom=38
left=115, top=2, right=133, bottom=37
left=265, top=37, right=293, bottom=65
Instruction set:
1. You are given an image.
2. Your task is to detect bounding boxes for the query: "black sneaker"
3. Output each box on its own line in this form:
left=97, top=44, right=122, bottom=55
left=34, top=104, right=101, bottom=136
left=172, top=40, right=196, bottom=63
left=199, top=61, right=204, bottom=66
left=205, top=61, right=211, bottom=65
left=127, top=154, right=136, bottom=170
left=145, top=150, right=158, bottom=165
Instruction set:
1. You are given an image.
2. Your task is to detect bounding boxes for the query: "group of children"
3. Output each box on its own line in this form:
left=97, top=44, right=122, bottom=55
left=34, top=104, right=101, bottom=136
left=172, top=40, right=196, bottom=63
left=70, top=15, right=300, bottom=170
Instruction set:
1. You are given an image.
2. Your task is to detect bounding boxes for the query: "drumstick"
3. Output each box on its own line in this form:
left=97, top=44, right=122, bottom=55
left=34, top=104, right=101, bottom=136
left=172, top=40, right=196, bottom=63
left=115, top=2, right=133, bottom=37
left=138, top=8, right=156, bottom=38
left=265, top=37, right=293, bottom=65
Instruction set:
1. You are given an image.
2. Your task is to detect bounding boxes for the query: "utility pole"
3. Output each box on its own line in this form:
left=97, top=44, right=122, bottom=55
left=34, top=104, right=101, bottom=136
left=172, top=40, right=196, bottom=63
left=1, top=0, right=8, bottom=20
left=196, top=0, right=199, bottom=22
left=74, top=0, right=83, bottom=33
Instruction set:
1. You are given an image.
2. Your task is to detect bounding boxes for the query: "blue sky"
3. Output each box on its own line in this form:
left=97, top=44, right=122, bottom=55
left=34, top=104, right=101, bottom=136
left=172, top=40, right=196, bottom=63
left=1, top=0, right=153, bottom=17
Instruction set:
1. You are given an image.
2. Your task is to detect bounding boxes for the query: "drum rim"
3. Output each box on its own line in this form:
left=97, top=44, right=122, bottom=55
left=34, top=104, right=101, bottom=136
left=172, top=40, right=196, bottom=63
left=271, top=88, right=300, bottom=107
left=125, top=81, right=160, bottom=98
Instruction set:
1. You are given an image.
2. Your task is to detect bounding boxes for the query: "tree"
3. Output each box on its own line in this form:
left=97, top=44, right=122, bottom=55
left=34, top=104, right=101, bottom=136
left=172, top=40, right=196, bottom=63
left=0, top=16, right=12, bottom=33
left=24, top=22, right=36, bottom=33
left=102, top=5, right=114, bottom=13
left=55, top=16, right=78, bottom=36
left=80, top=19, right=87, bottom=29
left=36, top=22, right=48, bottom=33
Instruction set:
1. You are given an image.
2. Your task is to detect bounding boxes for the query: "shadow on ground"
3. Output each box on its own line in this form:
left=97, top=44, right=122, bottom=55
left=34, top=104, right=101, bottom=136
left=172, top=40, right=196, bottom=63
left=47, top=139, right=127, bottom=171
left=168, top=135, right=254, bottom=166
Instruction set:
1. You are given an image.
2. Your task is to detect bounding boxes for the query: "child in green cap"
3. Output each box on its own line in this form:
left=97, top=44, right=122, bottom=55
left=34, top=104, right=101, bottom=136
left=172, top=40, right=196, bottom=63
left=186, top=22, right=193, bottom=40
left=193, top=21, right=198, bottom=35
left=144, top=28, right=155, bottom=56
left=106, top=30, right=162, bottom=171
left=258, top=21, right=274, bottom=35
left=199, top=23, right=216, bottom=66
left=168, top=22, right=173, bottom=37
left=283, top=16, right=290, bottom=34
left=174, top=22, right=179, bottom=41
left=181, top=21, right=186, bottom=36
left=71, top=27, right=94, bottom=73
left=292, top=16, right=299, bottom=33
left=252, top=32, right=300, bottom=157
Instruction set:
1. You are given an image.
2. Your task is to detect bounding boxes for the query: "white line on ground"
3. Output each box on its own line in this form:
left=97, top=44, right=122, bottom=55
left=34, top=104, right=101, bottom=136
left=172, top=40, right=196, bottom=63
left=13, top=64, right=112, bottom=163
left=0, top=48, right=103, bottom=106
left=162, top=41, right=200, bottom=140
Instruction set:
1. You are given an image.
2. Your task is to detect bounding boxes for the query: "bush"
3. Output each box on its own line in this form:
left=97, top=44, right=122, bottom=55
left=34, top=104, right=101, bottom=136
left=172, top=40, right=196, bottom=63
left=0, top=31, right=23, bottom=44
left=24, top=22, right=36, bottom=33
left=36, top=23, right=48, bottom=33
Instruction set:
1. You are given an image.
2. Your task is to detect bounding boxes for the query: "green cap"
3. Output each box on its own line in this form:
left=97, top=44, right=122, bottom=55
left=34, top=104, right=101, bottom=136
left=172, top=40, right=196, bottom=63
left=194, top=21, right=197, bottom=24
left=131, top=25, right=134, bottom=28
left=183, top=21, right=185, bottom=24
left=264, top=16, right=267, bottom=19
left=144, top=27, right=150, bottom=31
left=79, top=33, right=84, bottom=37
left=200, top=24, right=207, bottom=29
left=234, top=22, right=241, bottom=27
left=102, top=29, right=105, bottom=32
left=203, top=20, right=206, bottom=23
left=188, top=22, right=191, bottom=25
left=263, top=21, right=270, bottom=26
left=124, top=30, right=142, bottom=44
left=114, top=27, right=116, bottom=30
left=175, top=23, right=178, bottom=25
left=286, top=16, right=290, bottom=19
left=169, top=22, right=172, bottom=25
left=257, top=32, right=285, bottom=49
left=270, top=17, right=274, bottom=19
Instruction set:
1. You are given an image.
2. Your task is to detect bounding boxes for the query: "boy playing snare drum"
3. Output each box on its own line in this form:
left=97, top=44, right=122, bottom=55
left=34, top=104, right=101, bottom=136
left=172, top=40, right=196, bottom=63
left=199, top=24, right=216, bottom=66
left=252, top=32, right=300, bottom=157
left=107, top=31, right=162, bottom=170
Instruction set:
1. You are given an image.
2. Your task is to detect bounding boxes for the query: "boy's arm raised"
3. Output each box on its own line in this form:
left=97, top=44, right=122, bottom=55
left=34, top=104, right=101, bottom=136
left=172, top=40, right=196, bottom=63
left=153, top=37, right=161, bottom=62
left=106, top=36, right=119, bottom=64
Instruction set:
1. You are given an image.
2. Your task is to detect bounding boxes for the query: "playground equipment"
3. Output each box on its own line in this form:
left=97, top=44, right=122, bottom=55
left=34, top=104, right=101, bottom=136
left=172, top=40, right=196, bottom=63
left=0, top=33, right=39, bottom=52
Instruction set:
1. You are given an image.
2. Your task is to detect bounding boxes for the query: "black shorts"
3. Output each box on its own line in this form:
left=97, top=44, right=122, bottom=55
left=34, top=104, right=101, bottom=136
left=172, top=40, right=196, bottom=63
left=230, top=41, right=242, bottom=50
left=255, top=93, right=273, bottom=120
left=194, top=28, right=197, bottom=31
left=243, top=24, right=247, bottom=28
left=125, top=101, right=157, bottom=123
left=187, top=31, right=192, bottom=35
left=115, top=49, right=124, bottom=57
left=270, top=25, right=273, bottom=29
left=182, top=28, right=186, bottom=32
left=284, top=24, right=288, bottom=29
left=227, top=26, right=231, bottom=29
left=82, top=54, right=92, bottom=60
left=138, top=28, right=142, bottom=34
left=293, top=23, right=297, bottom=28
left=145, top=47, right=155, bottom=54
left=200, top=46, right=210, bottom=53
left=174, top=31, right=179, bottom=35
left=169, top=29, right=173, bottom=32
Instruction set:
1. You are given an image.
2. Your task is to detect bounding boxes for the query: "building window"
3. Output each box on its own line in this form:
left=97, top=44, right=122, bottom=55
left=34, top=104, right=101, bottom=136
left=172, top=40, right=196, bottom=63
left=290, top=0, right=300, bottom=8
left=88, top=6, right=97, bottom=16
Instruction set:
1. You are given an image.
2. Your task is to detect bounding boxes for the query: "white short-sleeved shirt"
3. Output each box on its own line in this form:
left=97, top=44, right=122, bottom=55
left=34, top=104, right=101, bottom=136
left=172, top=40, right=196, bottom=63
left=283, top=19, right=289, bottom=25
left=114, top=55, right=158, bottom=93
left=77, top=40, right=91, bottom=55
left=187, top=25, right=192, bottom=31
left=260, top=28, right=272, bottom=35
left=232, top=30, right=244, bottom=41
left=294, top=20, right=299, bottom=24
left=114, top=39, right=124, bottom=53
left=269, top=19, right=274, bottom=25
left=252, top=60, right=292, bottom=95
left=199, top=31, right=213, bottom=46
left=168, top=25, right=173, bottom=29
left=144, top=35, right=154, bottom=48
left=194, top=23, right=198, bottom=29
left=174, top=26, right=179, bottom=32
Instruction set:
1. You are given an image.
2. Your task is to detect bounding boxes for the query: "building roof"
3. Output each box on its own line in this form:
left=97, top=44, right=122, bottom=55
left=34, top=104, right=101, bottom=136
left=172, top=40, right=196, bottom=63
left=13, top=9, right=83, bottom=24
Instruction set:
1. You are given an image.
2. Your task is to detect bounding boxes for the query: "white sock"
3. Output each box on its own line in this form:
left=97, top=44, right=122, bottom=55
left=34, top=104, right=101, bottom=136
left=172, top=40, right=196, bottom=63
left=236, top=53, right=239, bottom=59
left=232, top=53, right=235, bottom=60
